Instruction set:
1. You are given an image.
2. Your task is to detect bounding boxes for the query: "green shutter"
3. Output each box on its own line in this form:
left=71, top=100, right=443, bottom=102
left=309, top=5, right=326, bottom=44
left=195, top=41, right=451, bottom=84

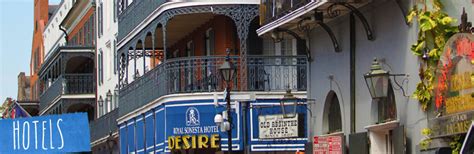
left=393, top=125, right=406, bottom=154
left=349, top=132, right=369, bottom=154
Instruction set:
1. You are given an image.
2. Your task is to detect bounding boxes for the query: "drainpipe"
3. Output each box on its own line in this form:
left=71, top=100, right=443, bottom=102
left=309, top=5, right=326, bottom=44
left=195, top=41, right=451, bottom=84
left=59, top=25, right=68, bottom=44
left=350, top=13, right=356, bottom=134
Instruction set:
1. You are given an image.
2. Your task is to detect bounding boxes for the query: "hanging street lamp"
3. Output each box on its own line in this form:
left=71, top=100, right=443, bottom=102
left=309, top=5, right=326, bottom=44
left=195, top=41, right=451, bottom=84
left=364, top=58, right=390, bottom=99
left=280, top=89, right=299, bottom=118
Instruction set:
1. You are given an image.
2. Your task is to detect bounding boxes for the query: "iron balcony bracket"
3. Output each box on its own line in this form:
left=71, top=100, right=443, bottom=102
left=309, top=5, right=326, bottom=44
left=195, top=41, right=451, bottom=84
left=274, top=28, right=313, bottom=61
left=298, top=11, right=341, bottom=53
left=327, top=2, right=375, bottom=41
left=394, top=0, right=410, bottom=26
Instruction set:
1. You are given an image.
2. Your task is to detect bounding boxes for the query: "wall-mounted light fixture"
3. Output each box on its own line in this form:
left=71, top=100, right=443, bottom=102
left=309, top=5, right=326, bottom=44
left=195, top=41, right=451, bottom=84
left=364, top=58, right=390, bottom=99
left=280, top=89, right=300, bottom=118
left=364, top=58, right=408, bottom=99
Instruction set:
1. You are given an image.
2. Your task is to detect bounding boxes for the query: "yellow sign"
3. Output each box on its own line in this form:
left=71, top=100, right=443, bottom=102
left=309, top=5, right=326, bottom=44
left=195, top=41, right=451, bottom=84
left=168, top=134, right=220, bottom=150
left=434, top=33, right=473, bottom=114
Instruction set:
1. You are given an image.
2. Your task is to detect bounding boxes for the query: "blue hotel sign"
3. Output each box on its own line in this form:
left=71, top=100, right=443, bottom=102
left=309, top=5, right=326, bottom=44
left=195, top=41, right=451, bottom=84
left=165, top=101, right=242, bottom=151
left=0, top=113, right=91, bottom=153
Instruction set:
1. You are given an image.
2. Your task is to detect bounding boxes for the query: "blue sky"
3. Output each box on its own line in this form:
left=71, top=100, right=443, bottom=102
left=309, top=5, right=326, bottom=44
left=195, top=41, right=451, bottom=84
left=0, top=0, right=61, bottom=102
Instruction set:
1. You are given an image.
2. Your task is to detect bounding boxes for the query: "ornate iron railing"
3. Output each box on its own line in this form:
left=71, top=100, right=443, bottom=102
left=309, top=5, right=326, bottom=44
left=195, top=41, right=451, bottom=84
left=90, top=109, right=118, bottom=143
left=39, top=77, right=64, bottom=111
left=117, top=0, right=168, bottom=41
left=39, top=74, right=95, bottom=111
left=63, top=74, right=95, bottom=94
left=247, top=56, right=307, bottom=91
left=260, top=0, right=310, bottom=25
left=119, top=55, right=307, bottom=116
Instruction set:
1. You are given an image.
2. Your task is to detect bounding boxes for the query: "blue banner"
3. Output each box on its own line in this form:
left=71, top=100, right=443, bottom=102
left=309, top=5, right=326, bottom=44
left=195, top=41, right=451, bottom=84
left=164, top=100, right=243, bottom=152
left=0, top=113, right=91, bottom=153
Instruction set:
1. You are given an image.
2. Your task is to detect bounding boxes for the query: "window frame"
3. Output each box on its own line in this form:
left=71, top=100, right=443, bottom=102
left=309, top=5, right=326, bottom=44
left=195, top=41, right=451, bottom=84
left=98, top=49, right=104, bottom=84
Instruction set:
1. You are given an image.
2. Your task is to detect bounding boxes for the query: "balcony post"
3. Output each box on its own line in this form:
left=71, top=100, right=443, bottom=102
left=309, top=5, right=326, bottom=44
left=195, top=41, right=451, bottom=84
left=61, top=78, right=66, bottom=94
left=215, top=5, right=259, bottom=91
left=143, top=38, right=146, bottom=74
left=151, top=34, right=155, bottom=67
left=126, top=49, right=129, bottom=84
left=133, top=48, right=137, bottom=78
left=162, top=24, right=167, bottom=62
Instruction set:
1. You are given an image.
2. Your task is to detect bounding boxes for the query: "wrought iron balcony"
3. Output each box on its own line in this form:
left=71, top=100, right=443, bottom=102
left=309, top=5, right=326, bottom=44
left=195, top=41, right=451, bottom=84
left=90, top=109, right=118, bottom=143
left=117, top=0, right=167, bottom=41
left=259, top=0, right=310, bottom=25
left=119, top=55, right=307, bottom=116
left=39, top=74, right=95, bottom=111
left=247, top=56, right=307, bottom=91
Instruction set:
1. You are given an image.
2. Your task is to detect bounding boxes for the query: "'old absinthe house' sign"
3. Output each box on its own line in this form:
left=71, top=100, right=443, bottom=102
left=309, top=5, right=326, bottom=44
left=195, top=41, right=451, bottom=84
left=430, top=33, right=474, bottom=137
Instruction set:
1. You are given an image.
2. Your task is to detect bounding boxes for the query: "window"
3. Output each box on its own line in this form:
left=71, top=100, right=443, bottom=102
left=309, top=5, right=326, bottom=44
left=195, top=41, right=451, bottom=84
left=323, top=91, right=342, bottom=134
left=34, top=48, right=39, bottom=72
left=114, top=87, right=119, bottom=108
left=99, top=50, right=104, bottom=84
left=113, top=40, right=117, bottom=74
left=328, top=94, right=342, bottom=133
left=377, top=82, right=397, bottom=123
left=205, top=28, right=214, bottom=56
left=185, top=41, right=194, bottom=89
left=84, top=21, right=89, bottom=45
left=280, top=39, right=293, bottom=55
left=186, top=41, right=194, bottom=57
left=98, top=2, right=103, bottom=37
left=262, top=39, right=275, bottom=55
left=91, top=14, right=96, bottom=45
left=113, top=0, right=117, bottom=22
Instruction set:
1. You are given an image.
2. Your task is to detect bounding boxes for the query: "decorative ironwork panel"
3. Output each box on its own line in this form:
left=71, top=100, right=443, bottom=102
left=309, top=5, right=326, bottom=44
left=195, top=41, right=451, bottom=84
left=39, top=74, right=95, bottom=112
left=119, top=55, right=307, bottom=117
left=117, top=0, right=167, bottom=41
left=39, top=77, right=64, bottom=111
left=118, top=5, right=259, bottom=90
left=63, top=74, right=95, bottom=94
left=90, top=109, right=119, bottom=142
left=247, top=56, right=307, bottom=91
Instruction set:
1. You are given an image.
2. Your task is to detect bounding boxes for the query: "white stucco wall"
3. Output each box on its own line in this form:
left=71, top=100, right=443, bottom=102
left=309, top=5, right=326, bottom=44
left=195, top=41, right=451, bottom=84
left=43, top=0, right=73, bottom=60
left=307, top=0, right=471, bottom=153
left=96, top=0, right=119, bottom=118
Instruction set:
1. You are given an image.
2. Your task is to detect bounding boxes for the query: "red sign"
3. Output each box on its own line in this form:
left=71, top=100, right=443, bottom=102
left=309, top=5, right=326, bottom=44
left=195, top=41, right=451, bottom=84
left=434, top=33, right=473, bottom=114
left=313, top=136, right=343, bottom=154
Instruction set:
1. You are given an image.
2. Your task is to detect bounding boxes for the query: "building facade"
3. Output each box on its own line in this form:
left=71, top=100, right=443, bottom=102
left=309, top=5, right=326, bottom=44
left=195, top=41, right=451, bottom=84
left=90, top=0, right=120, bottom=153
left=38, top=0, right=96, bottom=126
left=17, top=72, right=38, bottom=116
left=115, top=0, right=309, bottom=153
left=29, top=0, right=53, bottom=110
left=257, top=0, right=473, bottom=153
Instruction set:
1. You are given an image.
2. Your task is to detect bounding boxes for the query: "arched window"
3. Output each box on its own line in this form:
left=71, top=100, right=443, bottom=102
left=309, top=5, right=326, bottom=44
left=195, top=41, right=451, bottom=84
left=328, top=94, right=342, bottom=133
left=323, top=91, right=342, bottom=134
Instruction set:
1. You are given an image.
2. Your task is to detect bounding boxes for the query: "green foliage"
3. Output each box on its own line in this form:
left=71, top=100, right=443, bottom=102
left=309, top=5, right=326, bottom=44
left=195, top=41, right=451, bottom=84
left=450, top=135, right=462, bottom=154
left=407, top=0, right=458, bottom=111
left=420, top=128, right=432, bottom=150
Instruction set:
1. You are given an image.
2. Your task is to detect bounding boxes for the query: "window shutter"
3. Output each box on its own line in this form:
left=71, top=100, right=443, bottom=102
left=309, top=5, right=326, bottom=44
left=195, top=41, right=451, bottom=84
left=393, top=125, right=406, bottom=154
left=349, top=132, right=369, bottom=154
left=209, top=29, right=215, bottom=55
left=114, top=40, right=117, bottom=74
